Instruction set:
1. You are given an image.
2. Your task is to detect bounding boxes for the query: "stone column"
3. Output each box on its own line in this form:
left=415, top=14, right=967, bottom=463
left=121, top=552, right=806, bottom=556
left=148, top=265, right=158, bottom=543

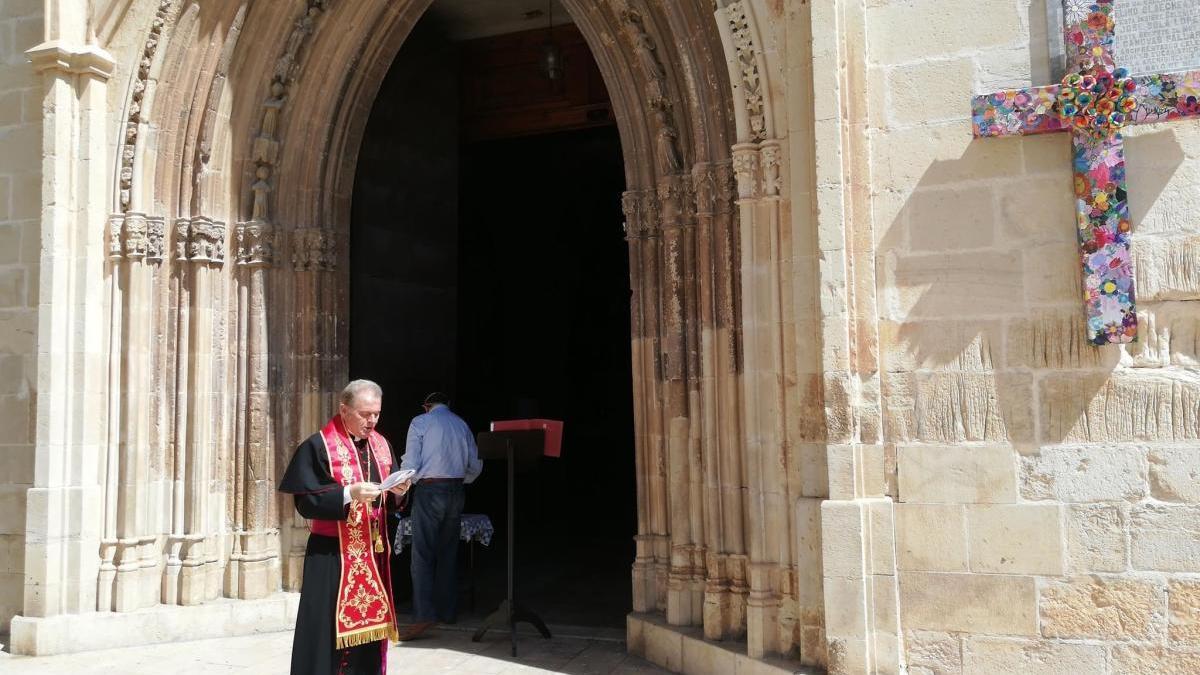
left=177, top=217, right=226, bottom=605
left=230, top=220, right=280, bottom=598
left=693, top=162, right=749, bottom=641
left=19, top=39, right=114, bottom=622
left=281, top=227, right=336, bottom=590
left=624, top=190, right=669, bottom=614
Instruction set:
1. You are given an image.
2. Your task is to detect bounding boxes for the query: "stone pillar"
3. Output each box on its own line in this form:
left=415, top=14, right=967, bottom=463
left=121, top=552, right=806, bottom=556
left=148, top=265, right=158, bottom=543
left=281, top=227, right=336, bottom=590
left=19, top=39, right=114, bottom=622
left=173, top=216, right=226, bottom=605
left=623, top=190, right=670, bottom=615
left=229, top=220, right=280, bottom=598
left=807, top=0, right=901, bottom=672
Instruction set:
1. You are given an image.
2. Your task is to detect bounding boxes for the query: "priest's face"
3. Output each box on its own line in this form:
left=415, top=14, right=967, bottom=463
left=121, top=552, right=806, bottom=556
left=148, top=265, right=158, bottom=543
left=340, top=394, right=382, bottom=438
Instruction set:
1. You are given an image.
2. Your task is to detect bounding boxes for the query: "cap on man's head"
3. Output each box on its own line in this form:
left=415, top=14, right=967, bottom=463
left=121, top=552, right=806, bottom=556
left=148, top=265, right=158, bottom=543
left=423, top=391, right=450, bottom=407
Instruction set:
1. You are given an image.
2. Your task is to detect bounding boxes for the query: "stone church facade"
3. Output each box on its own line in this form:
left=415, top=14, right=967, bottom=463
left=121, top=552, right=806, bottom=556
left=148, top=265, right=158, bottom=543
left=1, top=0, right=1198, bottom=673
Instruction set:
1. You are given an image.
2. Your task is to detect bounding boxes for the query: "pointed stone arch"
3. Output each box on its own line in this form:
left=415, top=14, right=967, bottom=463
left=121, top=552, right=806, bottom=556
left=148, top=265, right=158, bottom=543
left=16, top=0, right=827, bottom=669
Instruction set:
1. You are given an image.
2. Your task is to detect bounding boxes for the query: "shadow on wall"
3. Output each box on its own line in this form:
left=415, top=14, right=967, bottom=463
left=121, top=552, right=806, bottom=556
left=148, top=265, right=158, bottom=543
left=878, top=127, right=1184, bottom=453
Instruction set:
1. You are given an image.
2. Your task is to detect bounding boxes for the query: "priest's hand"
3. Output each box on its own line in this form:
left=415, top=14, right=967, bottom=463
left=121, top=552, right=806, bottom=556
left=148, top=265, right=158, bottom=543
left=348, top=481, right=381, bottom=503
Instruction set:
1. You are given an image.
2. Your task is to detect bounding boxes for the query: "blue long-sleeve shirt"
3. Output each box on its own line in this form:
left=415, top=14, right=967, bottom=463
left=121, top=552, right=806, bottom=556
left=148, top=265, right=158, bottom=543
left=400, top=404, right=482, bottom=483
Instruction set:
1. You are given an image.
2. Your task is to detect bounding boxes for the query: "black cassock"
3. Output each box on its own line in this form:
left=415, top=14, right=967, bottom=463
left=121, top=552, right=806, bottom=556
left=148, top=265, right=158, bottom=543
left=279, top=432, right=399, bottom=675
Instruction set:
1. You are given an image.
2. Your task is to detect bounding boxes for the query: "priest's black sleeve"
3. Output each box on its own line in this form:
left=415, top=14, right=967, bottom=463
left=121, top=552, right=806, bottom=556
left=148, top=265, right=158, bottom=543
left=278, top=433, right=349, bottom=521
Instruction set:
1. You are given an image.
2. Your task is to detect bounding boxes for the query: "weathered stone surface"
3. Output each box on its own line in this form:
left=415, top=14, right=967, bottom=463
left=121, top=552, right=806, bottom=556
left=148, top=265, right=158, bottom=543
left=885, top=372, right=1032, bottom=443
left=1066, top=504, right=1128, bottom=574
left=878, top=320, right=998, bottom=373
left=895, top=504, right=967, bottom=572
left=1149, top=447, right=1200, bottom=502
left=1006, top=312, right=1117, bottom=370
left=1112, top=645, right=1200, bottom=675
left=1020, top=447, right=1148, bottom=503
left=888, top=252, right=1025, bottom=319
left=900, top=572, right=1036, bottom=635
left=963, top=638, right=1105, bottom=675
left=1040, top=577, right=1164, bottom=641
left=1131, top=504, right=1200, bottom=572
left=1039, top=373, right=1200, bottom=444
left=967, top=504, right=1064, bottom=575
left=903, top=630, right=961, bottom=675
left=898, top=446, right=1016, bottom=504
left=1135, top=234, right=1200, bottom=301
left=1168, top=580, right=1200, bottom=644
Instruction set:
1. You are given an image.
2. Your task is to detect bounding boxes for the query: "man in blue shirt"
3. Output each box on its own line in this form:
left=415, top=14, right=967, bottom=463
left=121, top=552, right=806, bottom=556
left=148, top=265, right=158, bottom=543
left=396, top=392, right=482, bottom=640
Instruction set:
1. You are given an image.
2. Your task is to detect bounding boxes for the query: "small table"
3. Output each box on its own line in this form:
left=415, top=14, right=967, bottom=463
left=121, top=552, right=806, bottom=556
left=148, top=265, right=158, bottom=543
left=393, top=513, right=494, bottom=609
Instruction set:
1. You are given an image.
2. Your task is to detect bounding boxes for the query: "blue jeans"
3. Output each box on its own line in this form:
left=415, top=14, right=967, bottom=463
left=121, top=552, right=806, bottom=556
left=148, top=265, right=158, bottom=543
left=409, top=481, right=464, bottom=623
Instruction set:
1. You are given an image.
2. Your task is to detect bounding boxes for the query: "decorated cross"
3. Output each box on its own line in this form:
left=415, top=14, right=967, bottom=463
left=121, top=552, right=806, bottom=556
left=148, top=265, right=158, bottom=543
left=972, top=0, right=1200, bottom=345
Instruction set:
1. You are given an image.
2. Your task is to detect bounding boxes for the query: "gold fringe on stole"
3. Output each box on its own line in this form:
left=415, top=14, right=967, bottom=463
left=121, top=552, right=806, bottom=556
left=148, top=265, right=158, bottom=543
left=335, top=624, right=396, bottom=650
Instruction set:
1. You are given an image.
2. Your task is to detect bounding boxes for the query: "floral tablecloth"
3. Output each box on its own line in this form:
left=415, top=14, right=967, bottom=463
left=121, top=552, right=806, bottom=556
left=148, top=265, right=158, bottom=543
left=393, top=513, right=494, bottom=554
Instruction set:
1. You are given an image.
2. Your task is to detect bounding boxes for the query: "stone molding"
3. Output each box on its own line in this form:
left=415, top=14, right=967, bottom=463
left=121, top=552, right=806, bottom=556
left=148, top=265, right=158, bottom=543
left=26, top=40, right=116, bottom=77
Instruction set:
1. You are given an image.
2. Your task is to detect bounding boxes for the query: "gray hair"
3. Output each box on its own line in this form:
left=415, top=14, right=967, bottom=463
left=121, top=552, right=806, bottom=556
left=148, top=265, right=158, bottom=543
left=340, top=379, right=383, bottom=406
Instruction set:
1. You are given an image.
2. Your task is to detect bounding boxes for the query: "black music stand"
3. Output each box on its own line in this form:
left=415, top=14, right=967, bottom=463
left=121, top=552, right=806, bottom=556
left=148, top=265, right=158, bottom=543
left=471, top=429, right=552, bottom=656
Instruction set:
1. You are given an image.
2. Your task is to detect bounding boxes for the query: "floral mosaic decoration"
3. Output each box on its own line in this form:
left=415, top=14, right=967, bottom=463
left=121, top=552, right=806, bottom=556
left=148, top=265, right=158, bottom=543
left=970, top=0, right=1200, bottom=345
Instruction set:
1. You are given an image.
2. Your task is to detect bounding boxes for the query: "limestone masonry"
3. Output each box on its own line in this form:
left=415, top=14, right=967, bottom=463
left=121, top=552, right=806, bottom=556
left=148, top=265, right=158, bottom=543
left=1, top=1, right=1198, bottom=673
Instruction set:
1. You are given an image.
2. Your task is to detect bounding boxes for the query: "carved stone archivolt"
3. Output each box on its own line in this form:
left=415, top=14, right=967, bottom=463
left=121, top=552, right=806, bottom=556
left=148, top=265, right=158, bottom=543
left=118, top=0, right=175, bottom=211
left=34, top=0, right=828, bottom=667
left=725, top=1, right=766, bottom=142
left=612, top=0, right=685, bottom=173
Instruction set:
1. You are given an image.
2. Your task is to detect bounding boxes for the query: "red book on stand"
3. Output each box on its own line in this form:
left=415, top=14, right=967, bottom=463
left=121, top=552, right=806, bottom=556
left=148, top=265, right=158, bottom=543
left=489, top=419, right=563, bottom=457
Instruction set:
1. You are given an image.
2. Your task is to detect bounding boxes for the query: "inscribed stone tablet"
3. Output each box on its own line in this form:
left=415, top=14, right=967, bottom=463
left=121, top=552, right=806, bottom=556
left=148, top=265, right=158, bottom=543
left=1047, top=0, right=1200, bottom=78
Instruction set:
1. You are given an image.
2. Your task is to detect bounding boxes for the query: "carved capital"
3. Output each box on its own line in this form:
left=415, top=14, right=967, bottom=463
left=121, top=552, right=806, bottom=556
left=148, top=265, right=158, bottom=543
left=173, top=218, right=191, bottom=262
left=622, top=190, right=661, bottom=240
left=123, top=213, right=150, bottom=259
left=146, top=216, right=166, bottom=262
left=186, top=217, right=227, bottom=265
left=760, top=140, right=782, bottom=197
left=657, top=175, right=695, bottom=229
left=108, top=214, right=125, bottom=260
left=731, top=144, right=760, bottom=199
left=291, top=227, right=336, bottom=271
left=236, top=220, right=276, bottom=267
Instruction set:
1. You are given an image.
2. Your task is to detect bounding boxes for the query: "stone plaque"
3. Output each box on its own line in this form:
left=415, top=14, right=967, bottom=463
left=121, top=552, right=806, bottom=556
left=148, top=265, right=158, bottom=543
left=1047, top=0, right=1200, bottom=78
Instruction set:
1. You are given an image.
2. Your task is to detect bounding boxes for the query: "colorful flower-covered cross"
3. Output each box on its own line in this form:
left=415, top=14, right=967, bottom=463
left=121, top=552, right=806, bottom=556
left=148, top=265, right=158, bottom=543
left=972, top=0, right=1200, bottom=345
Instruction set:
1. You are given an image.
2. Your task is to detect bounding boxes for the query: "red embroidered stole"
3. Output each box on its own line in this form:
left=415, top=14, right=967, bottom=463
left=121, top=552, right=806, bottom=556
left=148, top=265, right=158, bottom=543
left=318, top=416, right=398, bottom=649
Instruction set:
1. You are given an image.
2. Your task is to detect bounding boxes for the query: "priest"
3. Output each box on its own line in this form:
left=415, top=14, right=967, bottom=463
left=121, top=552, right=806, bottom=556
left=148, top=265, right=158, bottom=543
left=279, top=379, right=410, bottom=675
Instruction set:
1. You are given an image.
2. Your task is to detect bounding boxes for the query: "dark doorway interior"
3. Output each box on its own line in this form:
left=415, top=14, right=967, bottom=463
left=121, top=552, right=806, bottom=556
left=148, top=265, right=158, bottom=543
left=349, top=14, right=635, bottom=629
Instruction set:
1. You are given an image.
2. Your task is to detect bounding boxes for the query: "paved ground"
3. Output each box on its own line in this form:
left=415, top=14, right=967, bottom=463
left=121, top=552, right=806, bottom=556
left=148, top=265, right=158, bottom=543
left=0, top=625, right=670, bottom=674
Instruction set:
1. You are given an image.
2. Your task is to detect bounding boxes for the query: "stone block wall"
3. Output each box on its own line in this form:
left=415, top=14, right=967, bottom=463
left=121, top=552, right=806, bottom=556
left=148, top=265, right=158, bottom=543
left=0, top=0, right=41, bottom=631
left=866, top=0, right=1200, bottom=671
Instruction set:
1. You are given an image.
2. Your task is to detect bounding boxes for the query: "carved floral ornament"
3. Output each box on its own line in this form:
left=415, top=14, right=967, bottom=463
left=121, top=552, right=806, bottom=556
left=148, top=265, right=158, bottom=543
left=725, top=1, right=766, bottom=142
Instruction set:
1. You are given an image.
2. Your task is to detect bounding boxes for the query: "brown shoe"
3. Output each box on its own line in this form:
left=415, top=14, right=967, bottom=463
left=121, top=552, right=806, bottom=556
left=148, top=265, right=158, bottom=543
left=396, top=621, right=436, bottom=641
